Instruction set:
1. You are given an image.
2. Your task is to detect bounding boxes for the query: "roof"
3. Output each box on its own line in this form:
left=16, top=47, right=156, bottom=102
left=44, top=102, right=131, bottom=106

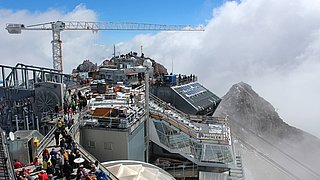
left=92, top=108, right=112, bottom=117
left=172, top=82, right=221, bottom=110
left=102, top=160, right=175, bottom=180
left=126, top=72, right=138, bottom=75
left=14, top=130, right=43, bottom=141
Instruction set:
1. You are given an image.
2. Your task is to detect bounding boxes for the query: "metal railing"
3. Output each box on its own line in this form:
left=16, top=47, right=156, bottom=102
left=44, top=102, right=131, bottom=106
left=149, top=95, right=230, bottom=143
left=36, top=125, right=56, bottom=157
left=160, top=163, right=199, bottom=179
left=150, top=93, right=226, bottom=123
left=75, top=142, right=119, bottom=180
left=150, top=110, right=229, bottom=143
left=0, top=128, right=16, bottom=180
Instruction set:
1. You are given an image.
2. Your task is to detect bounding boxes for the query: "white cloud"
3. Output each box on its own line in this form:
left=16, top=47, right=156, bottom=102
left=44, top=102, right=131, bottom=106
left=1, top=1, right=320, bottom=138
left=0, top=4, right=108, bottom=73
left=117, top=0, right=320, bottom=137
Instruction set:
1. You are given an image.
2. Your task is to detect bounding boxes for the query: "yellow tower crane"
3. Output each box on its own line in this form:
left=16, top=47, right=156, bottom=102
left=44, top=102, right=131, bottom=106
left=5, top=21, right=204, bottom=72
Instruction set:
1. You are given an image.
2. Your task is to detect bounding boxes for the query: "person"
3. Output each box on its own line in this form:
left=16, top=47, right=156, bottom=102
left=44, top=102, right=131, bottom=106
left=93, top=160, right=99, bottom=172
left=63, top=149, right=69, bottom=162
left=77, top=91, right=82, bottom=99
left=48, top=174, right=55, bottom=180
left=60, top=138, right=66, bottom=149
left=71, top=100, right=76, bottom=114
left=63, top=161, right=72, bottom=180
left=54, top=129, right=60, bottom=146
left=54, top=104, right=59, bottom=117
left=76, top=164, right=85, bottom=180
left=50, top=148, right=58, bottom=167
left=57, top=119, right=63, bottom=130
left=96, top=171, right=107, bottom=180
left=33, top=156, right=40, bottom=166
left=38, top=170, right=49, bottom=180
left=130, top=93, right=134, bottom=104
left=13, top=159, right=22, bottom=169
left=64, top=103, right=69, bottom=114
left=21, top=168, right=30, bottom=175
left=42, top=148, right=50, bottom=162
left=42, top=160, right=48, bottom=171
left=125, top=96, right=129, bottom=106
left=64, top=113, right=69, bottom=124
left=46, top=162, right=55, bottom=176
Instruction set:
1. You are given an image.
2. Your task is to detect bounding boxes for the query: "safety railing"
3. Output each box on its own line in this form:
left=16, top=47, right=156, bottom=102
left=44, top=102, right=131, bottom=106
left=75, top=142, right=119, bottom=180
left=36, top=125, right=57, bottom=157
left=84, top=106, right=145, bottom=132
left=150, top=110, right=229, bottom=144
left=160, top=163, right=198, bottom=179
left=150, top=93, right=227, bottom=123
left=0, top=128, right=16, bottom=180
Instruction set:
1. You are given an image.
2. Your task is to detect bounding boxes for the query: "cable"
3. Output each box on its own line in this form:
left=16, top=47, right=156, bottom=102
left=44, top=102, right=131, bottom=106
left=233, top=133, right=301, bottom=180
left=230, top=118, right=320, bottom=179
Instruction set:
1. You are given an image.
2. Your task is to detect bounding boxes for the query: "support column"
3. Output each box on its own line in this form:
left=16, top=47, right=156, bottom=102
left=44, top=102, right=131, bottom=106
left=36, top=116, right=39, bottom=131
left=26, top=115, right=29, bottom=130
left=15, top=115, right=18, bottom=131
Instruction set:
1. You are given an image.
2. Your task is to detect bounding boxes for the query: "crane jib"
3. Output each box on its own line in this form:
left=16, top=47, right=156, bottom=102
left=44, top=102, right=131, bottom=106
left=5, top=21, right=204, bottom=72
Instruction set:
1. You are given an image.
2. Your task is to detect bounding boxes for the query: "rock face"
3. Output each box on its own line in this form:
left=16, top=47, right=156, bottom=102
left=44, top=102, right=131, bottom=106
left=76, top=60, right=97, bottom=72
left=151, top=59, right=167, bottom=76
left=135, top=57, right=168, bottom=76
left=214, top=82, right=320, bottom=180
left=215, top=82, right=306, bottom=140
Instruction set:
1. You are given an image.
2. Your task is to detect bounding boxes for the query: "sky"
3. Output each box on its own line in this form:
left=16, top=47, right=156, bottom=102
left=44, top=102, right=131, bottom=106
left=1, top=0, right=320, bottom=138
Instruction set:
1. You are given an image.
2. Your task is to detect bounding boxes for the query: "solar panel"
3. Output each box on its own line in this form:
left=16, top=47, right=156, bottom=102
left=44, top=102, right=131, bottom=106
left=175, top=83, right=207, bottom=97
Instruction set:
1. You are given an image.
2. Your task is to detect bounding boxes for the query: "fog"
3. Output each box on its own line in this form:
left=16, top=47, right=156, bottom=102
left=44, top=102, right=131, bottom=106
left=1, top=0, right=320, bottom=138
left=116, top=0, right=320, bottom=138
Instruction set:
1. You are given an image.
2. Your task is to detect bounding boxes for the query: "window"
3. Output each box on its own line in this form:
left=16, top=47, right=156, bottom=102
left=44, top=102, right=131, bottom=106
left=88, top=141, right=96, bottom=148
left=104, top=142, right=113, bottom=150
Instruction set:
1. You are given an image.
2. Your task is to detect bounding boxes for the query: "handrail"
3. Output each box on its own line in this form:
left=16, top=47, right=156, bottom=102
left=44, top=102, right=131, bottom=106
left=150, top=93, right=227, bottom=123
left=85, top=106, right=145, bottom=131
left=36, top=126, right=57, bottom=157
left=66, top=109, right=118, bottom=179
left=75, top=142, right=119, bottom=180
left=150, top=110, right=229, bottom=143
left=0, top=128, right=16, bottom=180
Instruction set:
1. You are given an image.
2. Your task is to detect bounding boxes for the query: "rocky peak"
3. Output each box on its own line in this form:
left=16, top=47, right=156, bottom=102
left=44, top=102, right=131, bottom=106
left=76, top=59, right=97, bottom=72
left=215, top=82, right=303, bottom=140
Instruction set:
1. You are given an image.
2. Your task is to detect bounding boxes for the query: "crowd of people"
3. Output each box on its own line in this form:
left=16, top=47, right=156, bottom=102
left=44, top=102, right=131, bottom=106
left=14, top=89, right=108, bottom=180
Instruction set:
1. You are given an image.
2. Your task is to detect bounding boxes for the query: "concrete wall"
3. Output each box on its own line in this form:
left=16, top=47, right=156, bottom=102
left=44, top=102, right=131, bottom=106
left=128, top=123, right=145, bottom=161
left=80, top=128, right=128, bottom=162
left=9, top=139, right=30, bottom=165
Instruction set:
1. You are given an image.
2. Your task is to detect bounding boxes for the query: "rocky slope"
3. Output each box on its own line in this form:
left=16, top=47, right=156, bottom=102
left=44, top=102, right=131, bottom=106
left=214, top=82, right=320, bottom=180
left=74, top=59, right=97, bottom=73
left=215, top=82, right=319, bottom=142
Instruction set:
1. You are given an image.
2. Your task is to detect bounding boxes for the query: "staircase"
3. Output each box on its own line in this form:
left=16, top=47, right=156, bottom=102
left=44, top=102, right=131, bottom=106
left=0, top=128, right=15, bottom=180
left=228, top=155, right=245, bottom=179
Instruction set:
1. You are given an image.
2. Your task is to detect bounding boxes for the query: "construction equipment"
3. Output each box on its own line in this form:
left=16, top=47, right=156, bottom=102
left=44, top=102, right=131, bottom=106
left=5, top=21, right=204, bottom=72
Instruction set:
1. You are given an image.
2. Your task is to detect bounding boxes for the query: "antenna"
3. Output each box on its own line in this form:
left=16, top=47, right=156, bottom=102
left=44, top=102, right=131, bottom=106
left=171, top=56, right=174, bottom=74
left=113, top=44, right=116, bottom=57
left=141, top=45, right=143, bottom=56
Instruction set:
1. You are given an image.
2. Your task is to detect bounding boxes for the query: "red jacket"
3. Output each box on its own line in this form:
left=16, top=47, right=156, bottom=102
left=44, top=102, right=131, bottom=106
left=13, top=161, right=22, bottom=169
left=38, top=172, right=49, bottom=180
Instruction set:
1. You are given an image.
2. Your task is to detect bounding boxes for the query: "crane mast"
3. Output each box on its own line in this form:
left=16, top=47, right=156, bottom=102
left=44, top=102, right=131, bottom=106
left=6, top=21, right=204, bottom=72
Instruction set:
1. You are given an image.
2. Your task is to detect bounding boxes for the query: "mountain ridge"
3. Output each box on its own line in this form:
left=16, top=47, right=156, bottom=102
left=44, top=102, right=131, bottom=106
left=214, top=81, right=320, bottom=179
left=214, top=81, right=320, bottom=143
